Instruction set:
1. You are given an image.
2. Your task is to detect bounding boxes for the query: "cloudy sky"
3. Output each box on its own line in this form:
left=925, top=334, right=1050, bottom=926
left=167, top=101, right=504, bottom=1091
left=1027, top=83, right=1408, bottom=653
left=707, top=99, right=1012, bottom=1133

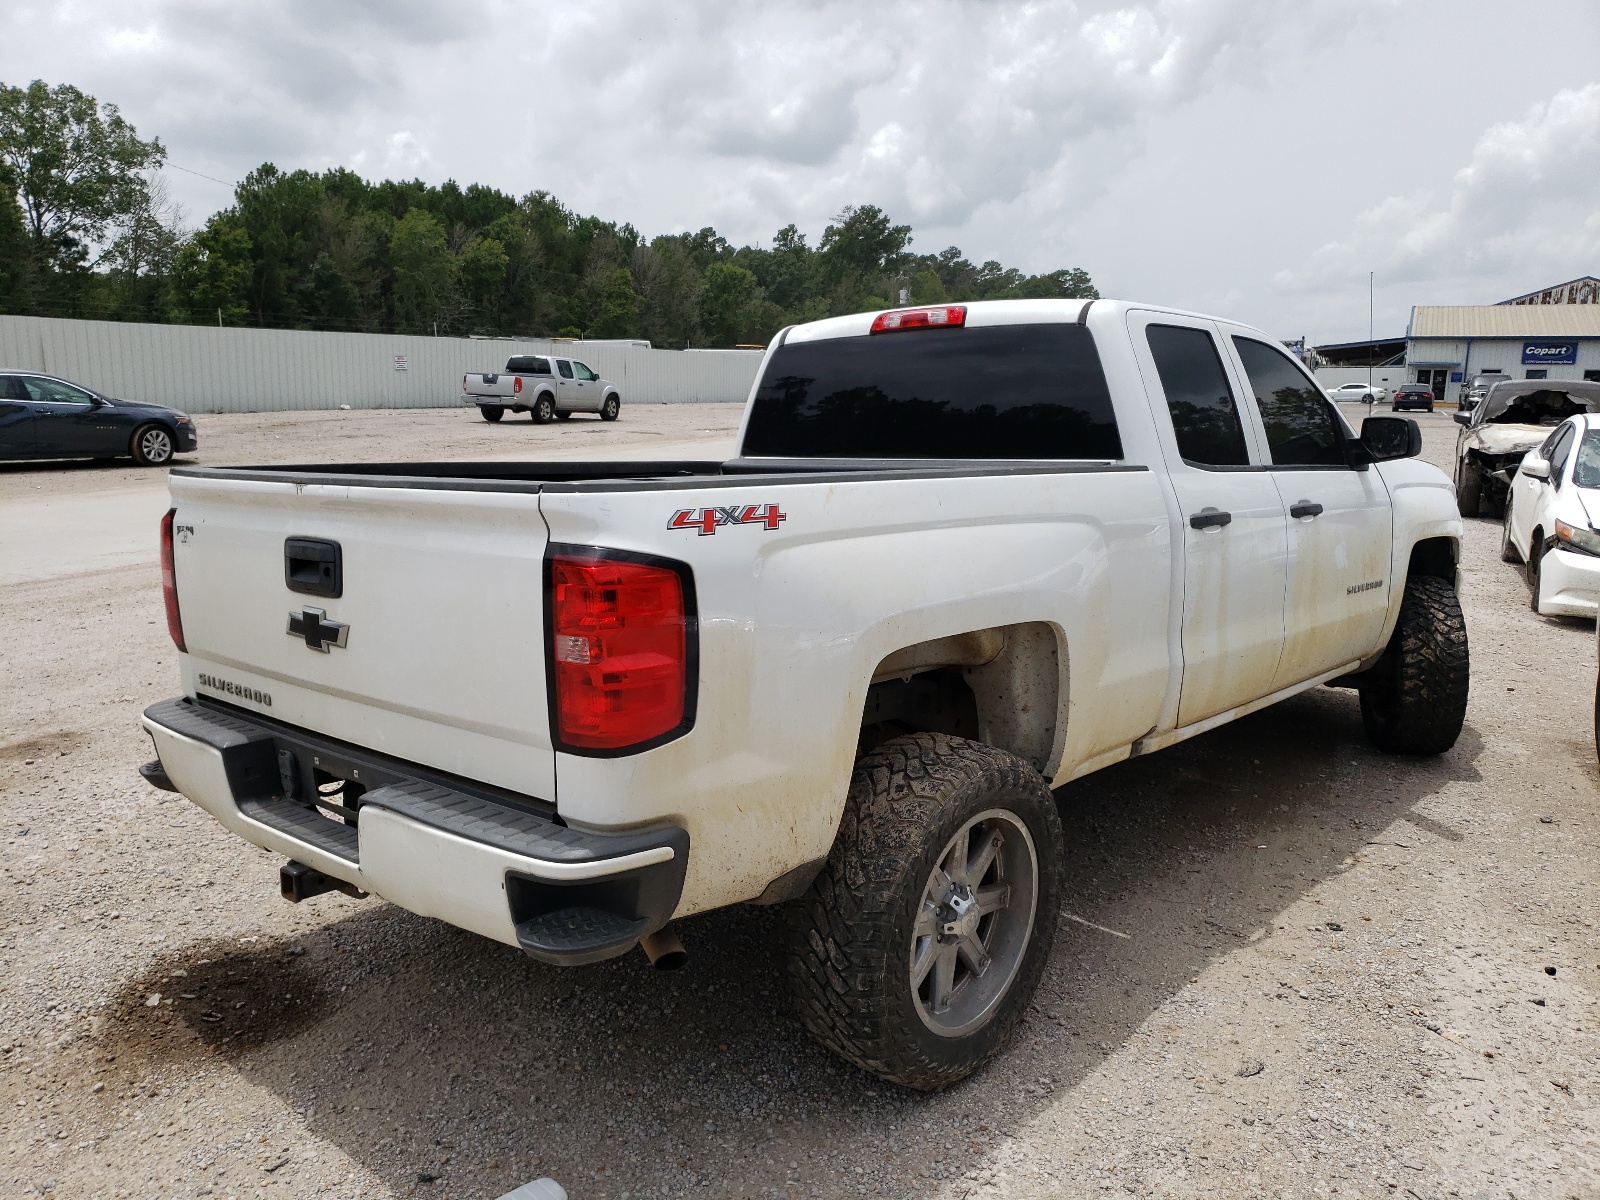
left=3, top=0, right=1597, bottom=343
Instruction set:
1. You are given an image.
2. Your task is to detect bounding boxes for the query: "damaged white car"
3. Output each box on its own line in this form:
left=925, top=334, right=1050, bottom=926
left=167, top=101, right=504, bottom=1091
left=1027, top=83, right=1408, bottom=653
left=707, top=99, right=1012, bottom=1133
left=1502, top=413, right=1600, bottom=617
left=1453, top=379, right=1600, bottom=518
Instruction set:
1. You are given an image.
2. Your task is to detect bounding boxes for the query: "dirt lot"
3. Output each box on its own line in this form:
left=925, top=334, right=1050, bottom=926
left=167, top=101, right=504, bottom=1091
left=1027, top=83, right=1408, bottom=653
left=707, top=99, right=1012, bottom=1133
left=2, top=405, right=1596, bottom=1200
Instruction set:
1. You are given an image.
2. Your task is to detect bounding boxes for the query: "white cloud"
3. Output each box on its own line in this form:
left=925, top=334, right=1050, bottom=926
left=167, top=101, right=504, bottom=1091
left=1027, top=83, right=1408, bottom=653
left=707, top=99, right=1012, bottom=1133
left=4, top=0, right=1599, bottom=340
left=1279, top=82, right=1600, bottom=297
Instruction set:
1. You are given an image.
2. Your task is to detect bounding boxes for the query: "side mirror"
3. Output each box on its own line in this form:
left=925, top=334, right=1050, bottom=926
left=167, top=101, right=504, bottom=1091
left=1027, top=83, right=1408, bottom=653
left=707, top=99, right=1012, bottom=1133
left=1521, top=456, right=1550, bottom=480
left=1359, top=415, right=1422, bottom=462
left=1452, top=410, right=1471, bottom=426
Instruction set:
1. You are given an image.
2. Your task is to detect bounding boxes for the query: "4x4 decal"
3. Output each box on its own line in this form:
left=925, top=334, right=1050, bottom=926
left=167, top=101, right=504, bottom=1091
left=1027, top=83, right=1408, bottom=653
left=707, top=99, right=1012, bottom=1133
left=669, top=503, right=787, bottom=536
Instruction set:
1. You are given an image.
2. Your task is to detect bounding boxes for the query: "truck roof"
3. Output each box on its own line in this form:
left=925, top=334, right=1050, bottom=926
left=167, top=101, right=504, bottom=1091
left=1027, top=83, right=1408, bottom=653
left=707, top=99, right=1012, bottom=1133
left=780, top=298, right=1258, bottom=346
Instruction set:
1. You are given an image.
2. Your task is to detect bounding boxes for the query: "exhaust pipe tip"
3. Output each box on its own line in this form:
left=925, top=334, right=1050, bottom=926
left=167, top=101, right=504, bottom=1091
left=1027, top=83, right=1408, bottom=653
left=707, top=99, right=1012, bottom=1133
left=639, top=926, right=687, bottom=972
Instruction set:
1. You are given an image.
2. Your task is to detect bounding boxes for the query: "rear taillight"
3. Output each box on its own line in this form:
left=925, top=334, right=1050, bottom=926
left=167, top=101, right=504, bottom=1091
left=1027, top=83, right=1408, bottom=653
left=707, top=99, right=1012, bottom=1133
left=514, top=376, right=523, bottom=394
left=160, top=508, right=186, bottom=652
left=462, top=374, right=468, bottom=390
left=870, top=305, right=967, bottom=333
left=549, top=553, right=691, bottom=751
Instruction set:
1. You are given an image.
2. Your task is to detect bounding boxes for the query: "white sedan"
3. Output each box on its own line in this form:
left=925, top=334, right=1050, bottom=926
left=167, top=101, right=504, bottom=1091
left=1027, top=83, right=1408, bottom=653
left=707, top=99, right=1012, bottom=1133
left=1327, top=382, right=1388, bottom=403
left=1502, top=412, right=1600, bottom=617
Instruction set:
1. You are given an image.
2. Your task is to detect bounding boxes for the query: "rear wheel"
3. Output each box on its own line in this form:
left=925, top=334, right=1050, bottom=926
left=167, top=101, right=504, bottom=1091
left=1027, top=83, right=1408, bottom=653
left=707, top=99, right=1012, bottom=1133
left=130, top=423, right=175, bottom=466
left=532, top=394, right=555, bottom=424
left=481, top=406, right=504, bottom=423
left=1359, top=575, right=1469, bottom=755
left=786, top=732, right=1063, bottom=1091
left=601, top=394, right=621, bottom=422
left=1455, top=458, right=1482, bottom=518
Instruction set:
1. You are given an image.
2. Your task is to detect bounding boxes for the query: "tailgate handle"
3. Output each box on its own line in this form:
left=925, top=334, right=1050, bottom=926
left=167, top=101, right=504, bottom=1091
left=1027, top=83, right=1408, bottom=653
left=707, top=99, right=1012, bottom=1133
left=285, top=537, right=343, bottom=598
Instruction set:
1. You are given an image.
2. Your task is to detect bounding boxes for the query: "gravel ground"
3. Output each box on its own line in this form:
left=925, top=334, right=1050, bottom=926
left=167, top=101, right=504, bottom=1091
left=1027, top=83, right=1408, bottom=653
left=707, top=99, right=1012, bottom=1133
left=2, top=404, right=1596, bottom=1200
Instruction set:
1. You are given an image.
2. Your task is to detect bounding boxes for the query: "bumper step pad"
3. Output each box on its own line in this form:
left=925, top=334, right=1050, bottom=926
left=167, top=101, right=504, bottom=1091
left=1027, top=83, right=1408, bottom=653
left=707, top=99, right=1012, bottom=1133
left=515, top=906, right=650, bottom=966
left=238, top=796, right=359, bottom=862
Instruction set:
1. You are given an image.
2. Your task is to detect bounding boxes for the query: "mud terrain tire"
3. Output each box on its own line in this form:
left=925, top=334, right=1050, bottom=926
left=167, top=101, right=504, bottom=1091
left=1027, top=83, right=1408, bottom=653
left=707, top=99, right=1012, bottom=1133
left=1359, top=575, right=1469, bottom=755
left=785, top=732, right=1063, bottom=1091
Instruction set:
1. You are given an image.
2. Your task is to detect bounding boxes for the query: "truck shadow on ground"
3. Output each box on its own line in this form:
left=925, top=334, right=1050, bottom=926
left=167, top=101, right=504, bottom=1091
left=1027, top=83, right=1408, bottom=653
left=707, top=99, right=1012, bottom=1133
left=103, top=684, right=1482, bottom=1199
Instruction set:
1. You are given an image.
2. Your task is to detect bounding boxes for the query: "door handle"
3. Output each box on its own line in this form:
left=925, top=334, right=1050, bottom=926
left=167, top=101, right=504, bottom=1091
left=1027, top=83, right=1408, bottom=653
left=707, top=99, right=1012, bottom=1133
left=1289, top=501, right=1324, bottom=519
left=1189, top=508, right=1232, bottom=530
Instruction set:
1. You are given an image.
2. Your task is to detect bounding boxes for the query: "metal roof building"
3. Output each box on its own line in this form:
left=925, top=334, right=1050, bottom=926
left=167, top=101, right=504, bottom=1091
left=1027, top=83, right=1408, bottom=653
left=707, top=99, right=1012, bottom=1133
left=1404, top=281, right=1600, bottom=407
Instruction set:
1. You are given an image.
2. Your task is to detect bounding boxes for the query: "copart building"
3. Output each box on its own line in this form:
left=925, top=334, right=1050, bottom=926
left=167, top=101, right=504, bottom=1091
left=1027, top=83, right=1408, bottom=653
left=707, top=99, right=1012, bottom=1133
left=1315, top=276, right=1600, bottom=406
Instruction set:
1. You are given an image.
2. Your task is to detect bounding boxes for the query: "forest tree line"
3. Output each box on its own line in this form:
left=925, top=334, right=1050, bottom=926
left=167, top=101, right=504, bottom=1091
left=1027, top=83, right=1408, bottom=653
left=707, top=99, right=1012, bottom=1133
left=0, top=79, right=1098, bottom=347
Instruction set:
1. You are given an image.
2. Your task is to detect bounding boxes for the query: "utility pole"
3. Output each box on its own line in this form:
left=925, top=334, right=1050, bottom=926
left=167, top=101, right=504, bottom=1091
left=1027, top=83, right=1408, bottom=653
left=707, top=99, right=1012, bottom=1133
left=1368, top=271, right=1375, bottom=401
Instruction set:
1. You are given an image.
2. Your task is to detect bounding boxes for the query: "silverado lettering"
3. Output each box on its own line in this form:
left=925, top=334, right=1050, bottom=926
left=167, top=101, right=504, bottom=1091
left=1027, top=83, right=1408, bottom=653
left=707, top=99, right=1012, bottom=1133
left=196, top=674, right=271, bottom=706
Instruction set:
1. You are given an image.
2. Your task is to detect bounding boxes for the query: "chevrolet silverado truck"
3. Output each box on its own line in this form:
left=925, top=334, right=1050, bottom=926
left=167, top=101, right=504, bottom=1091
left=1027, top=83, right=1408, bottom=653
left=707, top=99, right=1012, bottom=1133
left=139, top=299, right=1469, bottom=1090
left=461, top=354, right=621, bottom=423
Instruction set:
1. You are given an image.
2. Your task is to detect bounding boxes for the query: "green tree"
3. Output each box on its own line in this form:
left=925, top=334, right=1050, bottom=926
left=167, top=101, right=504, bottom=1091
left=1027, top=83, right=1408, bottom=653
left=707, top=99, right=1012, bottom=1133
left=587, top=265, right=639, bottom=339
left=0, top=80, right=165, bottom=279
left=700, top=261, right=759, bottom=346
left=457, top=234, right=508, bottom=330
left=171, top=219, right=253, bottom=325
left=389, top=206, right=457, bottom=333
left=633, top=237, right=700, bottom=348
left=820, top=205, right=912, bottom=277
left=909, top=269, right=947, bottom=304
left=0, top=165, right=30, bottom=312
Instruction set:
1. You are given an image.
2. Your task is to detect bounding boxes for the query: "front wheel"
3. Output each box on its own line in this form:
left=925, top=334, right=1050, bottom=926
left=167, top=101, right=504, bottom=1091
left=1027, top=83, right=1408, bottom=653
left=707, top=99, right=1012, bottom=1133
left=786, top=733, right=1063, bottom=1091
left=1528, top=534, right=1547, bottom=613
left=131, top=423, right=175, bottom=467
left=532, top=394, right=555, bottom=424
left=1500, top=503, right=1521, bottom=563
left=600, top=394, right=621, bottom=422
left=480, top=405, right=504, bottom=423
left=1455, top=458, right=1482, bottom=518
left=1359, top=575, right=1469, bottom=755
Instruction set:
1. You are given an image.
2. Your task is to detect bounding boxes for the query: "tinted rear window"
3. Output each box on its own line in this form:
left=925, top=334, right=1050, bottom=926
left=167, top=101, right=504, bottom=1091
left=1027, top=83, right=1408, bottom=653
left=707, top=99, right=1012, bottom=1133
left=741, top=324, right=1122, bottom=459
left=506, top=356, right=551, bottom=374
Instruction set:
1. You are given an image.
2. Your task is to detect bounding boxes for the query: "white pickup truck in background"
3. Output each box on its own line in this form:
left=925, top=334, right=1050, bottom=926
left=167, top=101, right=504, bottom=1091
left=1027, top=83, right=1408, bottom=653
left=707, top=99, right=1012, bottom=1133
left=461, top=354, right=621, bottom=424
left=141, top=298, right=1468, bottom=1090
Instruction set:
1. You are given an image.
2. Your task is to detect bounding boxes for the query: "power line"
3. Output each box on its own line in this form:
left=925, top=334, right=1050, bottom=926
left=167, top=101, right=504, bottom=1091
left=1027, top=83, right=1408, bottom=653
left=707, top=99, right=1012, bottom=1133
left=164, top=162, right=235, bottom=188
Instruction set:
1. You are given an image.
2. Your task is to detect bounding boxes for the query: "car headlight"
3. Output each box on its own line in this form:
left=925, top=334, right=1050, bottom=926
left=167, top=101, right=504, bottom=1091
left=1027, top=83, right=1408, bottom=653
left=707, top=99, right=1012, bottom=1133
left=1554, top=518, right=1600, bottom=557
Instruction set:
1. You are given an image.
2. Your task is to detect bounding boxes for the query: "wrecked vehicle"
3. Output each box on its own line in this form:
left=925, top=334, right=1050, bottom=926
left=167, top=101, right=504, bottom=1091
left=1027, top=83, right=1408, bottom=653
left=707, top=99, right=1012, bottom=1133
left=1502, top=413, right=1600, bottom=617
left=138, top=298, right=1469, bottom=1091
left=1452, top=379, right=1600, bottom=517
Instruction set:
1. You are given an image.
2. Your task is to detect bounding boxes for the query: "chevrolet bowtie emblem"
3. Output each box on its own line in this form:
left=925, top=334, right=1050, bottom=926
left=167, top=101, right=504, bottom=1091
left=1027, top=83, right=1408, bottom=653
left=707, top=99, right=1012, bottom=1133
left=287, top=606, right=349, bottom=652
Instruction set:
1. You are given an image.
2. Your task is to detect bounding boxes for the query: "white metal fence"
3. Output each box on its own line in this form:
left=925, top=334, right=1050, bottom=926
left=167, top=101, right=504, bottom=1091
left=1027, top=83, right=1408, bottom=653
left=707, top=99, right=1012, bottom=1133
left=0, top=315, right=765, bottom=414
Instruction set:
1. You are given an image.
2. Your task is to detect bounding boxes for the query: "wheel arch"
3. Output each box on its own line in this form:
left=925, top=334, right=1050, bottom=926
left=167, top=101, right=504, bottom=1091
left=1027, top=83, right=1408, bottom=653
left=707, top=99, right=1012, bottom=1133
left=858, top=622, right=1067, bottom=779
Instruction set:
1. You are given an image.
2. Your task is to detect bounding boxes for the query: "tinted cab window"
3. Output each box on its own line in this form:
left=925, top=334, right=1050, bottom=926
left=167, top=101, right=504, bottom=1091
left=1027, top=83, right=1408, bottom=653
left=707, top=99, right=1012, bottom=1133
left=556, top=360, right=574, bottom=379
left=742, top=323, right=1122, bottom=459
left=1232, top=337, right=1346, bottom=466
left=1145, top=325, right=1249, bottom=466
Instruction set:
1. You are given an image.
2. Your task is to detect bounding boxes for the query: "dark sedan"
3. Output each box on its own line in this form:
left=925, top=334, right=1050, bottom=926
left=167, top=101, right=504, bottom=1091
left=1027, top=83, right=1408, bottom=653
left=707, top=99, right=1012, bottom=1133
left=0, top=372, right=197, bottom=466
left=1392, top=383, right=1436, bottom=413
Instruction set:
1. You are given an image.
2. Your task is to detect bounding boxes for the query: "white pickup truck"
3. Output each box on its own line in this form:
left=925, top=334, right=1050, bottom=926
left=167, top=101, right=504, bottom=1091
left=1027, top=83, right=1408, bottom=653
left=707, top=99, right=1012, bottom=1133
left=462, top=354, right=621, bottom=423
left=140, top=299, right=1468, bottom=1090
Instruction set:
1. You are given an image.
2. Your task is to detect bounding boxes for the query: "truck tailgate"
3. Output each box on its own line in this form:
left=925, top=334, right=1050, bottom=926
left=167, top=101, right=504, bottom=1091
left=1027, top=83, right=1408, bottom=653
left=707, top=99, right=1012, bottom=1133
left=168, top=473, right=555, bottom=800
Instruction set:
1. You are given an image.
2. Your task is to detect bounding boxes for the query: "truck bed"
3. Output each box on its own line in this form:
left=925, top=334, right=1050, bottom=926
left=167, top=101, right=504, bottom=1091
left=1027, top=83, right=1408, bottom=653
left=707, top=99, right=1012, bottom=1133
left=173, top=456, right=1133, bottom=490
